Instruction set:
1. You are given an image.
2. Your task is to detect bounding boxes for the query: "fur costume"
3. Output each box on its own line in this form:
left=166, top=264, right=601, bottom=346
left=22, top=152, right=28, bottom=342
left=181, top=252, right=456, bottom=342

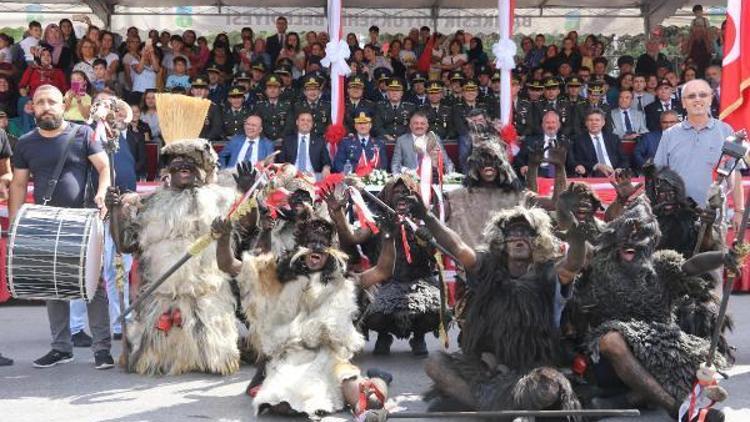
left=428, top=206, right=580, bottom=414
left=447, top=142, right=524, bottom=248
left=161, top=138, right=220, bottom=184
left=123, top=140, right=240, bottom=376
left=362, top=175, right=441, bottom=338
left=574, top=202, right=727, bottom=401
left=556, top=182, right=605, bottom=244
left=235, top=221, right=365, bottom=416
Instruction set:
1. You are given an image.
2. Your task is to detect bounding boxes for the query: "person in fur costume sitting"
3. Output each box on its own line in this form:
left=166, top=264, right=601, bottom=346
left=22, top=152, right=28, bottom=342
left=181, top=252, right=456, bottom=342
left=214, top=213, right=398, bottom=419
left=413, top=198, right=588, bottom=413
left=570, top=200, right=736, bottom=417
left=105, top=95, right=244, bottom=376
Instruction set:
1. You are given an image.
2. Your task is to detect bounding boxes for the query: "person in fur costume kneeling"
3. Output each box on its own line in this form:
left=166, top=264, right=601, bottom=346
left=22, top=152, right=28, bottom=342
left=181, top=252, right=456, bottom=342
left=105, top=95, right=244, bottom=376
left=214, top=214, right=398, bottom=419
left=413, top=197, right=588, bottom=413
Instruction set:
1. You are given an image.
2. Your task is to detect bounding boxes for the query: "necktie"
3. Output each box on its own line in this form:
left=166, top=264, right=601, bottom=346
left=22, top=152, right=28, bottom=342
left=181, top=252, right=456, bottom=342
left=393, top=104, right=398, bottom=112
left=637, top=96, right=643, bottom=111
left=623, top=110, right=634, bottom=133
left=244, top=140, right=255, bottom=162
left=593, top=135, right=607, bottom=165
left=664, top=102, right=670, bottom=111
left=361, top=138, right=367, bottom=150
left=298, top=135, right=308, bottom=172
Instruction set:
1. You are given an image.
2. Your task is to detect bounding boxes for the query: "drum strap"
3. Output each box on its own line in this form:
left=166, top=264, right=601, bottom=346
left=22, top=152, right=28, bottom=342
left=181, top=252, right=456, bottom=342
left=42, top=125, right=80, bottom=206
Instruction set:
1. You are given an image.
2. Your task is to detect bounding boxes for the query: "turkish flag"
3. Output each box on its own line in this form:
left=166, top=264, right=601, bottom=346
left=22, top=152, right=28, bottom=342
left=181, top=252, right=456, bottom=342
left=416, top=34, right=435, bottom=73
left=720, top=0, right=750, bottom=130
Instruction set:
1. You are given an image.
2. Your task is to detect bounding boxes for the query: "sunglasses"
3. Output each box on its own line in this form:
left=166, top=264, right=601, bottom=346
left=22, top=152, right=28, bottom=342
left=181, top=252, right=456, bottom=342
left=684, top=92, right=711, bottom=100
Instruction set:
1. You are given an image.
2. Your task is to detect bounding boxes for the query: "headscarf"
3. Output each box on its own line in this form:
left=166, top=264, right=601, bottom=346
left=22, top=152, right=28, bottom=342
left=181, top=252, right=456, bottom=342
left=43, top=24, right=65, bottom=65
left=467, top=37, right=487, bottom=66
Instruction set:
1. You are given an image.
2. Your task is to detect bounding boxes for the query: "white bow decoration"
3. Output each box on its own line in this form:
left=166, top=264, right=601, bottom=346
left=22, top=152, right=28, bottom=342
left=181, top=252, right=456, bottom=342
left=321, top=39, right=352, bottom=77
left=492, top=38, right=517, bottom=70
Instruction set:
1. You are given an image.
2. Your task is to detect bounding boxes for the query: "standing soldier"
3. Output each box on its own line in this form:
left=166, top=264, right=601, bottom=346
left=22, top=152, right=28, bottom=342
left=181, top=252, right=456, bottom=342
left=445, top=71, right=464, bottom=107
left=405, top=72, right=428, bottom=106
left=222, top=85, right=252, bottom=138
left=254, top=74, right=291, bottom=143
left=285, top=75, right=331, bottom=139
left=422, top=81, right=454, bottom=141
left=275, top=65, right=299, bottom=103
left=373, top=77, right=416, bottom=144
left=206, top=65, right=228, bottom=106
left=344, top=75, right=377, bottom=134
left=574, top=80, right=612, bottom=136
left=233, top=71, right=256, bottom=108
left=477, top=66, right=493, bottom=103
left=452, top=79, right=489, bottom=169
left=190, top=75, right=224, bottom=144
left=564, top=76, right=586, bottom=137
left=248, top=61, right=267, bottom=100
left=533, top=77, right=572, bottom=137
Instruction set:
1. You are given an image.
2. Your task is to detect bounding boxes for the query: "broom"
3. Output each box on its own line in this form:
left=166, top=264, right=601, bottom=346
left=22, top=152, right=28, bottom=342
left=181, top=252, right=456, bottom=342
left=155, top=93, right=212, bottom=144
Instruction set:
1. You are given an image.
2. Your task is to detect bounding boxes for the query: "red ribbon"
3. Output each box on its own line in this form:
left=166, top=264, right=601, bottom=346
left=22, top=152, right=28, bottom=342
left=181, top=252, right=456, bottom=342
left=400, top=218, right=412, bottom=264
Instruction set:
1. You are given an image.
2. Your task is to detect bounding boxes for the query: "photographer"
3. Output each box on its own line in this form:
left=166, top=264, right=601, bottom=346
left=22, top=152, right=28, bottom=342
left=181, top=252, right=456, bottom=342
left=62, top=70, right=92, bottom=123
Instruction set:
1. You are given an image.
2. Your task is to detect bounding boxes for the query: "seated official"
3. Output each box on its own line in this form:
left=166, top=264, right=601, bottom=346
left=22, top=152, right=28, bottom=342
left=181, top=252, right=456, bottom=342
left=218, top=114, right=275, bottom=169
left=278, top=111, right=331, bottom=179
left=571, top=109, right=626, bottom=177
left=333, top=111, right=388, bottom=173
left=391, top=111, right=455, bottom=175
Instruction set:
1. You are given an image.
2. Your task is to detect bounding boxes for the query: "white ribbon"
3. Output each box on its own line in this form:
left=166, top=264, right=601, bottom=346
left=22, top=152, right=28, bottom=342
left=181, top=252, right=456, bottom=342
left=492, top=38, right=517, bottom=70
left=321, top=39, right=352, bottom=77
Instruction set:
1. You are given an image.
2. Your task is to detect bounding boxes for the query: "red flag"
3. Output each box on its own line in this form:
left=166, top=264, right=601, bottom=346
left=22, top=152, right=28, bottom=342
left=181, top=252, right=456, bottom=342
left=355, top=148, right=379, bottom=177
left=720, top=0, right=750, bottom=130
left=416, top=34, right=435, bottom=73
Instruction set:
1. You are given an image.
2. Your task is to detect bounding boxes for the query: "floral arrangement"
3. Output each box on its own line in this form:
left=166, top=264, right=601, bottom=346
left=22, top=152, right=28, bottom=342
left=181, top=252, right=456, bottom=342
left=443, top=172, right=466, bottom=185
left=363, top=169, right=388, bottom=186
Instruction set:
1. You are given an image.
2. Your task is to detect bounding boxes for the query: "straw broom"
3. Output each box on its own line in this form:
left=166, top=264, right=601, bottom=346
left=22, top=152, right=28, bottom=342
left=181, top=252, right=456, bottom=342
left=155, top=94, right=212, bottom=144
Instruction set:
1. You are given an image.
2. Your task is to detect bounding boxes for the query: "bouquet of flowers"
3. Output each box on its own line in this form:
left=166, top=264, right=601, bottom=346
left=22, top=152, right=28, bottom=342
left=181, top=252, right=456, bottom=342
left=363, top=169, right=388, bottom=186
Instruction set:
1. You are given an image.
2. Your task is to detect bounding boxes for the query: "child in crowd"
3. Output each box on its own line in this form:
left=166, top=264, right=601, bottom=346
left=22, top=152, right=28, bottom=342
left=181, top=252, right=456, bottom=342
left=0, top=34, right=12, bottom=65
left=91, top=59, right=108, bottom=93
left=691, top=5, right=710, bottom=30
left=19, top=21, right=42, bottom=65
left=165, top=56, right=190, bottom=91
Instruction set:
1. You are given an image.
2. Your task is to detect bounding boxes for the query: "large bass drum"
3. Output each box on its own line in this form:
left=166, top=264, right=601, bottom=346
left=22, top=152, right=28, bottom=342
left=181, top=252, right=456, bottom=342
left=7, top=204, right=104, bottom=301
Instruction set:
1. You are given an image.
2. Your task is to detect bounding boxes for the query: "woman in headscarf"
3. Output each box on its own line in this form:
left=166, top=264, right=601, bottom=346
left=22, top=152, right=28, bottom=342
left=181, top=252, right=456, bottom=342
left=42, top=23, right=73, bottom=71
left=467, top=37, right=487, bottom=68
left=19, top=45, right=68, bottom=96
left=0, top=75, right=18, bottom=118
left=8, top=96, right=35, bottom=138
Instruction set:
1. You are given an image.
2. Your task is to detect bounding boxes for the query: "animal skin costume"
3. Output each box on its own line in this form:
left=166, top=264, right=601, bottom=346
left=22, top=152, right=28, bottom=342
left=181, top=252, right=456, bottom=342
left=115, top=139, right=240, bottom=376
left=426, top=205, right=581, bottom=413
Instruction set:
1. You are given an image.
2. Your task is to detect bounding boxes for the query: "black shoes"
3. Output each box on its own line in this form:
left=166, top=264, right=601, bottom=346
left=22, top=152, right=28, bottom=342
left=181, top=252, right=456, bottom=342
left=373, top=333, right=394, bottom=355
left=113, top=333, right=123, bottom=341
left=72, top=330, right=93, bottom=348
left=33, top=350, right=74, bottom=368
left=0, top=354, right=13, bottom=366
left=409, top=334, right=428, bottom=357
left=94, top=350, right=115, bottom=370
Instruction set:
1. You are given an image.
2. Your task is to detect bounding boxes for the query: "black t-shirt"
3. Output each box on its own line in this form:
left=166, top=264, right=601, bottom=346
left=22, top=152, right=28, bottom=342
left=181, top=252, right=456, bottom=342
left=13, top=123, right=101, bottom=208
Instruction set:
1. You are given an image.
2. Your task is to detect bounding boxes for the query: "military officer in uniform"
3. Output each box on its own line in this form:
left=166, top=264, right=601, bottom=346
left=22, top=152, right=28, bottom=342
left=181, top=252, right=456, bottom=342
left=344, top=75, right=377, bottom=134
left=452, top=78, right=490, bottom=169
left=422, top=81, right=454, bottom=141
left=564, top=76, right=586, bottom=137
left=477, top=66, right=493, bottom=102
left=274, top=65, right=299, bottom=103
left=445, top=71, right=464, bottom=106
left=574, top=80, right=612, bottom=136
left=368, top=68, right=392, bottom=103
left=285, top=75, right=331, bottom=138
left=254, top=74, right=292, bottom=142
left=222, top=85, right=252, bottom=138
left=249, top=61, right=267, bottom=99
left=373, top=77, right=416, bottom=143
left=190, top=75, right=225, bottom=144
left=206, top=65, right=228, bottom=106
left=405, top=72, right=428, bottom=106
left=332, top=111, right=388, bottom=173
left=233, top=71, right=256, bottom=108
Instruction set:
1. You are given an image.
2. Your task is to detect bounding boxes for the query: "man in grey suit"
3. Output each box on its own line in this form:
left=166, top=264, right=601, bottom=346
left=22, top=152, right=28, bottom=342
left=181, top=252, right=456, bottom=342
left=610, top=90, right=648, bottom=142
left=391, top=111, right=454, bottom=174
left=630, top=74, right=655, bottom=113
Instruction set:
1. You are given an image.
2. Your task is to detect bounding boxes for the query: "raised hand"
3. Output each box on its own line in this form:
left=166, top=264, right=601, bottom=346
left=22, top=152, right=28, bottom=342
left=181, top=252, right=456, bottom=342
left=610, top=168, right=643, bottom=204
left=527, top=141, right=545, bottom=167
left=233, top=161, right=257, bottom=193
left=321, top=185, right=348, bottom=212
left=406, top=195, right=429, bottom=220
left=210, top=216, right=233, bottom=238
left=544, top=138, right=568, bottom=168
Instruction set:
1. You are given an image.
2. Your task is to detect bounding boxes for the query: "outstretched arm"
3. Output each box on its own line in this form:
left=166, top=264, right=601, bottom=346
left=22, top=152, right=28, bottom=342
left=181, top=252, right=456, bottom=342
left=323, top=186, right=375, bottom=246
left=213, top=217, right=243, bottom=277
left=359, top=226, right=397, bottom=288
left=411, top=196, right=477, bottom=272
left=555, top=214, right=588, bottom=285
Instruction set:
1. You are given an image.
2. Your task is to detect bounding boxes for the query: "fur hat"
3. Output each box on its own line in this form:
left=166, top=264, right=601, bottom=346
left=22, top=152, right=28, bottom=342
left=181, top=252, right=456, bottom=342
left=161, top=138, right=219, bottom=183
left=599, top=199, right=661, bottom=251
left=646, top=166, right=690, bottom=207
left=379, top=174, right=420, bottom=206
left=482, top=204, right=562, bottom=263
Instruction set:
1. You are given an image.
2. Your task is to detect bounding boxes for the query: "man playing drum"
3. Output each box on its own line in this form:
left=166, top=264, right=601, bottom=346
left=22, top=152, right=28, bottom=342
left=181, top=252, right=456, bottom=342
left=8, top=84, right=114, bottom=369
left=0, top=125, right=12, bottom=367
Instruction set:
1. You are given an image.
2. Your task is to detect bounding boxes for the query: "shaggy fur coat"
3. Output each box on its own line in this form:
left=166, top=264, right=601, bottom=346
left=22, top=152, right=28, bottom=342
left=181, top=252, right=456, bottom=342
left=125, top=186, right=240, bottom=376
left=236, top=252, right=365, bottom=416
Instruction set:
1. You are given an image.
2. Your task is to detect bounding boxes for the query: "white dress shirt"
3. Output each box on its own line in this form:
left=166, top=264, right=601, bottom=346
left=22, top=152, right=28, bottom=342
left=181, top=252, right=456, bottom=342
left=237, top=137, right=259, bottom=165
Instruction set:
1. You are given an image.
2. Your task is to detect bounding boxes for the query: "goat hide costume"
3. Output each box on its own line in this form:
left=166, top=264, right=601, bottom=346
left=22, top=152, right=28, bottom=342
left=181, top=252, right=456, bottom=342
left=427, top=206, right=581, bottom=413
left=235, top=219, right=365, bottom=416
left=446, top=141, right=524, bottom=249
left=573, top=202, right=727, bottom=401
left=119, top=139, right=240, bottom=376
left=362, top=175, right=441, bottom=339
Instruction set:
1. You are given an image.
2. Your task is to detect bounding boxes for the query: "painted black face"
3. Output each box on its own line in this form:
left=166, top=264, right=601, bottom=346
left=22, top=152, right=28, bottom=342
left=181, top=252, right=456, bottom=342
left=575, top=197, right=594, bottom=221
left=616, top=221, right=654, bottom=265
left=167, top=157, right=200, bottom=189
left=503, top=221, right=535, bottom=261
left=289, top=189, right=313, bottom=218
left=391, top=183, right=410, bottom=215
left=654, top=182, right=679, bottom=214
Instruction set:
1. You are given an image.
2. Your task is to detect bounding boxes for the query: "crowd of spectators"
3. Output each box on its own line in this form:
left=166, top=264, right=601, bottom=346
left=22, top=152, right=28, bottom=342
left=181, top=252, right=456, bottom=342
left=0, top=5, right=728, bottom=179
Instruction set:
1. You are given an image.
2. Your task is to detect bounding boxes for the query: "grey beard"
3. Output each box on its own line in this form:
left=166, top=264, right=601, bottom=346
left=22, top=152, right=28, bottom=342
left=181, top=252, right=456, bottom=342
left=37, top=115, right=64, bottom=130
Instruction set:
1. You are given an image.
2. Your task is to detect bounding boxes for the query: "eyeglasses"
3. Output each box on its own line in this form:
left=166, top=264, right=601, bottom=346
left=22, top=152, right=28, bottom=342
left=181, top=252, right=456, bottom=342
left=684, top=92, right=711, bottom=100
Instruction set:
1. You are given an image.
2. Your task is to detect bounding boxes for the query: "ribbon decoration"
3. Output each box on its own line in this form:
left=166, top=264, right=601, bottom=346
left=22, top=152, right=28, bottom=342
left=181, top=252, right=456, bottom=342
left=348, top=186, right=380, bottom=234
left=493, top=0, right=516, bottom=128
left=323, top=0, right=349, bottom=158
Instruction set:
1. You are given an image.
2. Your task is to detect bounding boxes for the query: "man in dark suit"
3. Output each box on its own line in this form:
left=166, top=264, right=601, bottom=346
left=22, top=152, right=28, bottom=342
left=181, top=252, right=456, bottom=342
left=571, top=109, right=625, bottom=177
left=218, top=115, right=276, bottom=169
left=633, top=110, right=680, bottom=171
left=279, top=111, right=331, bottom=178
left=514, top=110, right=568, bottom=178
left=644, top=79, right=683, bottom=132
left=265, top=16, right=288, bottom=64
left=333, top=111, right=388, bottom=173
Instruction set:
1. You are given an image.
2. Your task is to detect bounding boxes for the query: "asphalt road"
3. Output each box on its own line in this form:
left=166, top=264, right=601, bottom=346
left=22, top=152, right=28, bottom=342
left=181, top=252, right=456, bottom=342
left=1, top=296, right=750, bottom=422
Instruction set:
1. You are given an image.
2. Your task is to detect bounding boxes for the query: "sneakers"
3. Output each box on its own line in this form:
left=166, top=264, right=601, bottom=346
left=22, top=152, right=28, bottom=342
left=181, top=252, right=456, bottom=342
left=373, top=333, right=393, bottom=356
left=33, top=350, right=74, bottom=368
left=0, top=353, right=13, bottom=366
left=409, top=334, right=428, bottom=357
left=72, top=330, right=93, bottom=348
left=94, top=350, right=115, bottom=370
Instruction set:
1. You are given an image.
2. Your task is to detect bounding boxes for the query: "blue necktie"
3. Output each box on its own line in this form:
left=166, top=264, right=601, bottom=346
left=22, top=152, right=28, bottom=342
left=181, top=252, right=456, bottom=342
left=297, top=135, right=308, bottom=172
left=243, top=140, right=255, bottom=163
left=624, top=110, right=634, bottom=133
